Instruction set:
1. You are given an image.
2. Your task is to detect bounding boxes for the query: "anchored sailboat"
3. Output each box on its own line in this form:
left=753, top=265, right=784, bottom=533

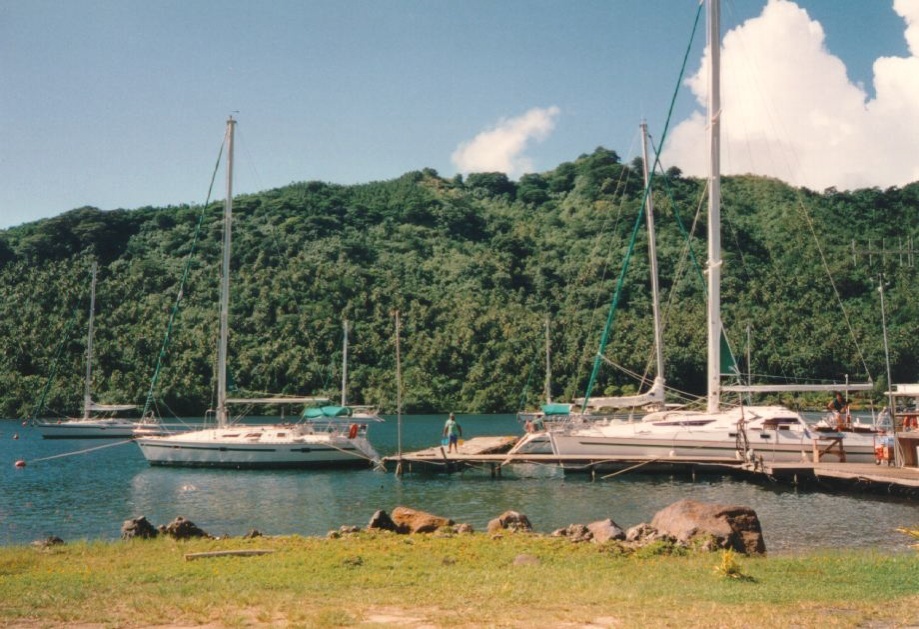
left=135, top=117, right=380, bottom=468
left=549, top=0, right=878, bottom=465
left=35, top=262, right=149, bottom=439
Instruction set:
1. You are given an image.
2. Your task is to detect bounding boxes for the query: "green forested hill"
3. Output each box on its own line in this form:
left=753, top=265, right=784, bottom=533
left=2, top=148, right=918, bottom=418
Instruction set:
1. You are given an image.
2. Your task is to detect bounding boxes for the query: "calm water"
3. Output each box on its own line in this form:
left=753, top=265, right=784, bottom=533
left=1, top=414, right=916, bottom=553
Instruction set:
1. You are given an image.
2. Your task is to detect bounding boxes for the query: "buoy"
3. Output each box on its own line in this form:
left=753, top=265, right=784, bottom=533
left=14, top=460, right=26, bottom=468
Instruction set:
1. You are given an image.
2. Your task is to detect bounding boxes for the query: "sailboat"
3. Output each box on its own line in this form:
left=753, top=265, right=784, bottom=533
left=35, top=262, right=148, bottom=439
left=549, top=0, right=879, bottom=465
left=509, top=121, right=667, bottom=456
left=135, top=118, right=380, bottom=468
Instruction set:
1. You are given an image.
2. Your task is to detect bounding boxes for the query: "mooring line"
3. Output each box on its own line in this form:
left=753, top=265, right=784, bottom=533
left=28, top=439, right=135, bottom=464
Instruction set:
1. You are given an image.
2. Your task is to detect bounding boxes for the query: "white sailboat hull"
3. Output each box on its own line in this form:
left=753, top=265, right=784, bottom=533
left=549, top=406, right=879, bottom=465
left=135, top=424, right=380, bottom=469
left=36, top=418, right=142, bottom=439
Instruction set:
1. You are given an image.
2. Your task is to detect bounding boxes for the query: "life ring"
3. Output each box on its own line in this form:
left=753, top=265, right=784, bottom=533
left=348, top=423, right=359, bottom=439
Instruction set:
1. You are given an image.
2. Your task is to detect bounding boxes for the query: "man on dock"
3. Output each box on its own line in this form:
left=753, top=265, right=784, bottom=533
left=443, top=413, right=462, bottom=453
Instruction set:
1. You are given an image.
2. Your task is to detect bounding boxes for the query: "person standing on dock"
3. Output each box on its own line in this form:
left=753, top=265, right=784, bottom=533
left=443, top=413, right=462, bottom=453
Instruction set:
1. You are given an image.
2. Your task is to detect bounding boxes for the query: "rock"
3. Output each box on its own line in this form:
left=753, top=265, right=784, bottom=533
left=367, top=509, right=404, bottom=533
left=338, top=525, right=360, bottom=535
left=454, top=523, right=474, bottom=534
left=391, top=506, right=454, bottom=534
left=487, top=510, right=533, bottom=535
left=242, top=528, right=263, bottom=539
left=121, top=516, right=159, bottom=540
left=159, top=516, right=210, bottom=540
left=650, top=499, right=766, bottom=555
left=550, top=523, right=592, bottom=542
left=587, top=518, right=626, bottom=543
left=31, top=536, right=64, bottom=548
left=625, top=523, right=658, bottom=543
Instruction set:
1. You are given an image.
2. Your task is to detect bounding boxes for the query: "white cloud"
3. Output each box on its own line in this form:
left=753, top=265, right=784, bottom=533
left=663, top=0, right=919, bottom=191
left=452, top=106, right=560, bottom=177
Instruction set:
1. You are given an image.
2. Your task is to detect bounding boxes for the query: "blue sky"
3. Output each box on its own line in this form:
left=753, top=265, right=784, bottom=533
left=1, top=0, right=916, bottom=229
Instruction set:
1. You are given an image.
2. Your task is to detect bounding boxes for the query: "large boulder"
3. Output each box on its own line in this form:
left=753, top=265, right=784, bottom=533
left=121, top=516, right=159, bottom=540
left=367, top=509, right=405, bottom=533
left=486, top=510, right=533, bottom=535
left=391, top=506, right=453, bottom=534
left=587, top=518, right=626, bottom=543
left=650, top=499, right=766, bottom=555
left=159, top=516, right=210, bottom=540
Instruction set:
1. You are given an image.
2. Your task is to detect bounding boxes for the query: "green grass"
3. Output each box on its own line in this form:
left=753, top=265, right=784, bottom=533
left=1, top=533, right=917, bottom=627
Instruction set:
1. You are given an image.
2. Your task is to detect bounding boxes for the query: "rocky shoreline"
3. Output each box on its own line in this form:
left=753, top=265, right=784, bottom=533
left=75, top=498, right=766, bottom=556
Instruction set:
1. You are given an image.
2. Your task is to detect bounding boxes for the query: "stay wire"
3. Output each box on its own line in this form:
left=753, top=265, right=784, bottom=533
left=141, top=137, right=227, bottom=419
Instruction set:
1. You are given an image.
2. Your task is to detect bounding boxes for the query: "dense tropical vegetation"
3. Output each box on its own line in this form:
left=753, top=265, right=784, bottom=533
left=1, top=147, right=917, bottom=418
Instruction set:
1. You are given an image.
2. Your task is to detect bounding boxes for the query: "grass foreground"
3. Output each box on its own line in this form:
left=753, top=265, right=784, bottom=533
left=1, top=532, right=917, bottom=628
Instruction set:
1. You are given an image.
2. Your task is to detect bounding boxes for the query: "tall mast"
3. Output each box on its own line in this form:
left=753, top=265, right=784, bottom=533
left=706, top=0, right=722, bottom=413
left=216, top=116, right=235, bottom=427
left=640, top=121, right=665, bottom=387
left=341, top=319, right=350, bottom=406
left=82, top=261, right=98, bottom=419
left=544, top=315, right=552, bottom=404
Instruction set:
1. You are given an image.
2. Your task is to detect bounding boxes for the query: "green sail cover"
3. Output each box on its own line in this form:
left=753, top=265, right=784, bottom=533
left=721, top=331, right=741, bottom=377
left=301, top=405, right=353, bottom=419
left=541, top=403, right=572, bottom=416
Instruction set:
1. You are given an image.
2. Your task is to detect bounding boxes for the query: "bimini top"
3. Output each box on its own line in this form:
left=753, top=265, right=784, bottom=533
left=301, top=405, right=353, bottom=420
left=541, top=403, right=573, bottom=416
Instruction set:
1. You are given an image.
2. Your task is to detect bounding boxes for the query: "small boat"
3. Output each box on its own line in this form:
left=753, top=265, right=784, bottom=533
left=135, top=118, right=380, bottom=469
left=35, top=262, right=150, bottom=439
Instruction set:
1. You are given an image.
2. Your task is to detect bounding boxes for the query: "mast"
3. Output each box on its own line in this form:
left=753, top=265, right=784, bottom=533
left=878, top=278, right=899, bottom=466
left=640, top=121, right=665, bottom=388
left=82, top=261, right=98, bottom=419
left=544, top=315, right=552, bottom=404
left=706, top=0, right=723, bottom=413
left=395, top=310, right=403, bottom=463
left=341, top=319, right=350, bottom=406
left=216, top=116, right=235, bottom=427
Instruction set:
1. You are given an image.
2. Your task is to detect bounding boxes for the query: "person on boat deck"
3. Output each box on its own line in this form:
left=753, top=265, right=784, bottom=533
left=827, top=391, right=848, bottom=414
left=827, top=392, right=850, bottom=429
left=532, top=414, right=546, bottom=432
left=443, top=413, right=462, bottom=453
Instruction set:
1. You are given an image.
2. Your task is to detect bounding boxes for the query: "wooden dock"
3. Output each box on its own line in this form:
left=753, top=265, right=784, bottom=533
left=381, top=436, right=919, bottom=498
left=739, top=460, right=919, bottom=498
left=382, top=436, right=747, bottom=478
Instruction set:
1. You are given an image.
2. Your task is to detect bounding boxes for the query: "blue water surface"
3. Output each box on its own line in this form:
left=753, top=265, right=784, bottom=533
left=1, top=414, right=916, bottom=553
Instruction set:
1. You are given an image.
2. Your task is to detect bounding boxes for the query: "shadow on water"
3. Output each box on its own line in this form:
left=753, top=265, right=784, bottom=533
left=1, top=415, right=917, bottom=553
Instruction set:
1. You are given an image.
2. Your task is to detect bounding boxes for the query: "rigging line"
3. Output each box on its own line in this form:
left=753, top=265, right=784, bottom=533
left=142, top=136, right=227, bottom=419
left=581, top=190, right=647, bottom=408
left=580, top=5, right=705, bottom=404
left=31, top=306, right=81, bottom=421
left=28, top=439, right=134, bottom=464
left=259, top=209, right=325, bottom=394
left=717, top=0, right=869, bottom=379
left=559, top=155, right=639, bottom=397
left=596, top=355, right=699, bottom=405
left=797, top=198, right=872, bottom=380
